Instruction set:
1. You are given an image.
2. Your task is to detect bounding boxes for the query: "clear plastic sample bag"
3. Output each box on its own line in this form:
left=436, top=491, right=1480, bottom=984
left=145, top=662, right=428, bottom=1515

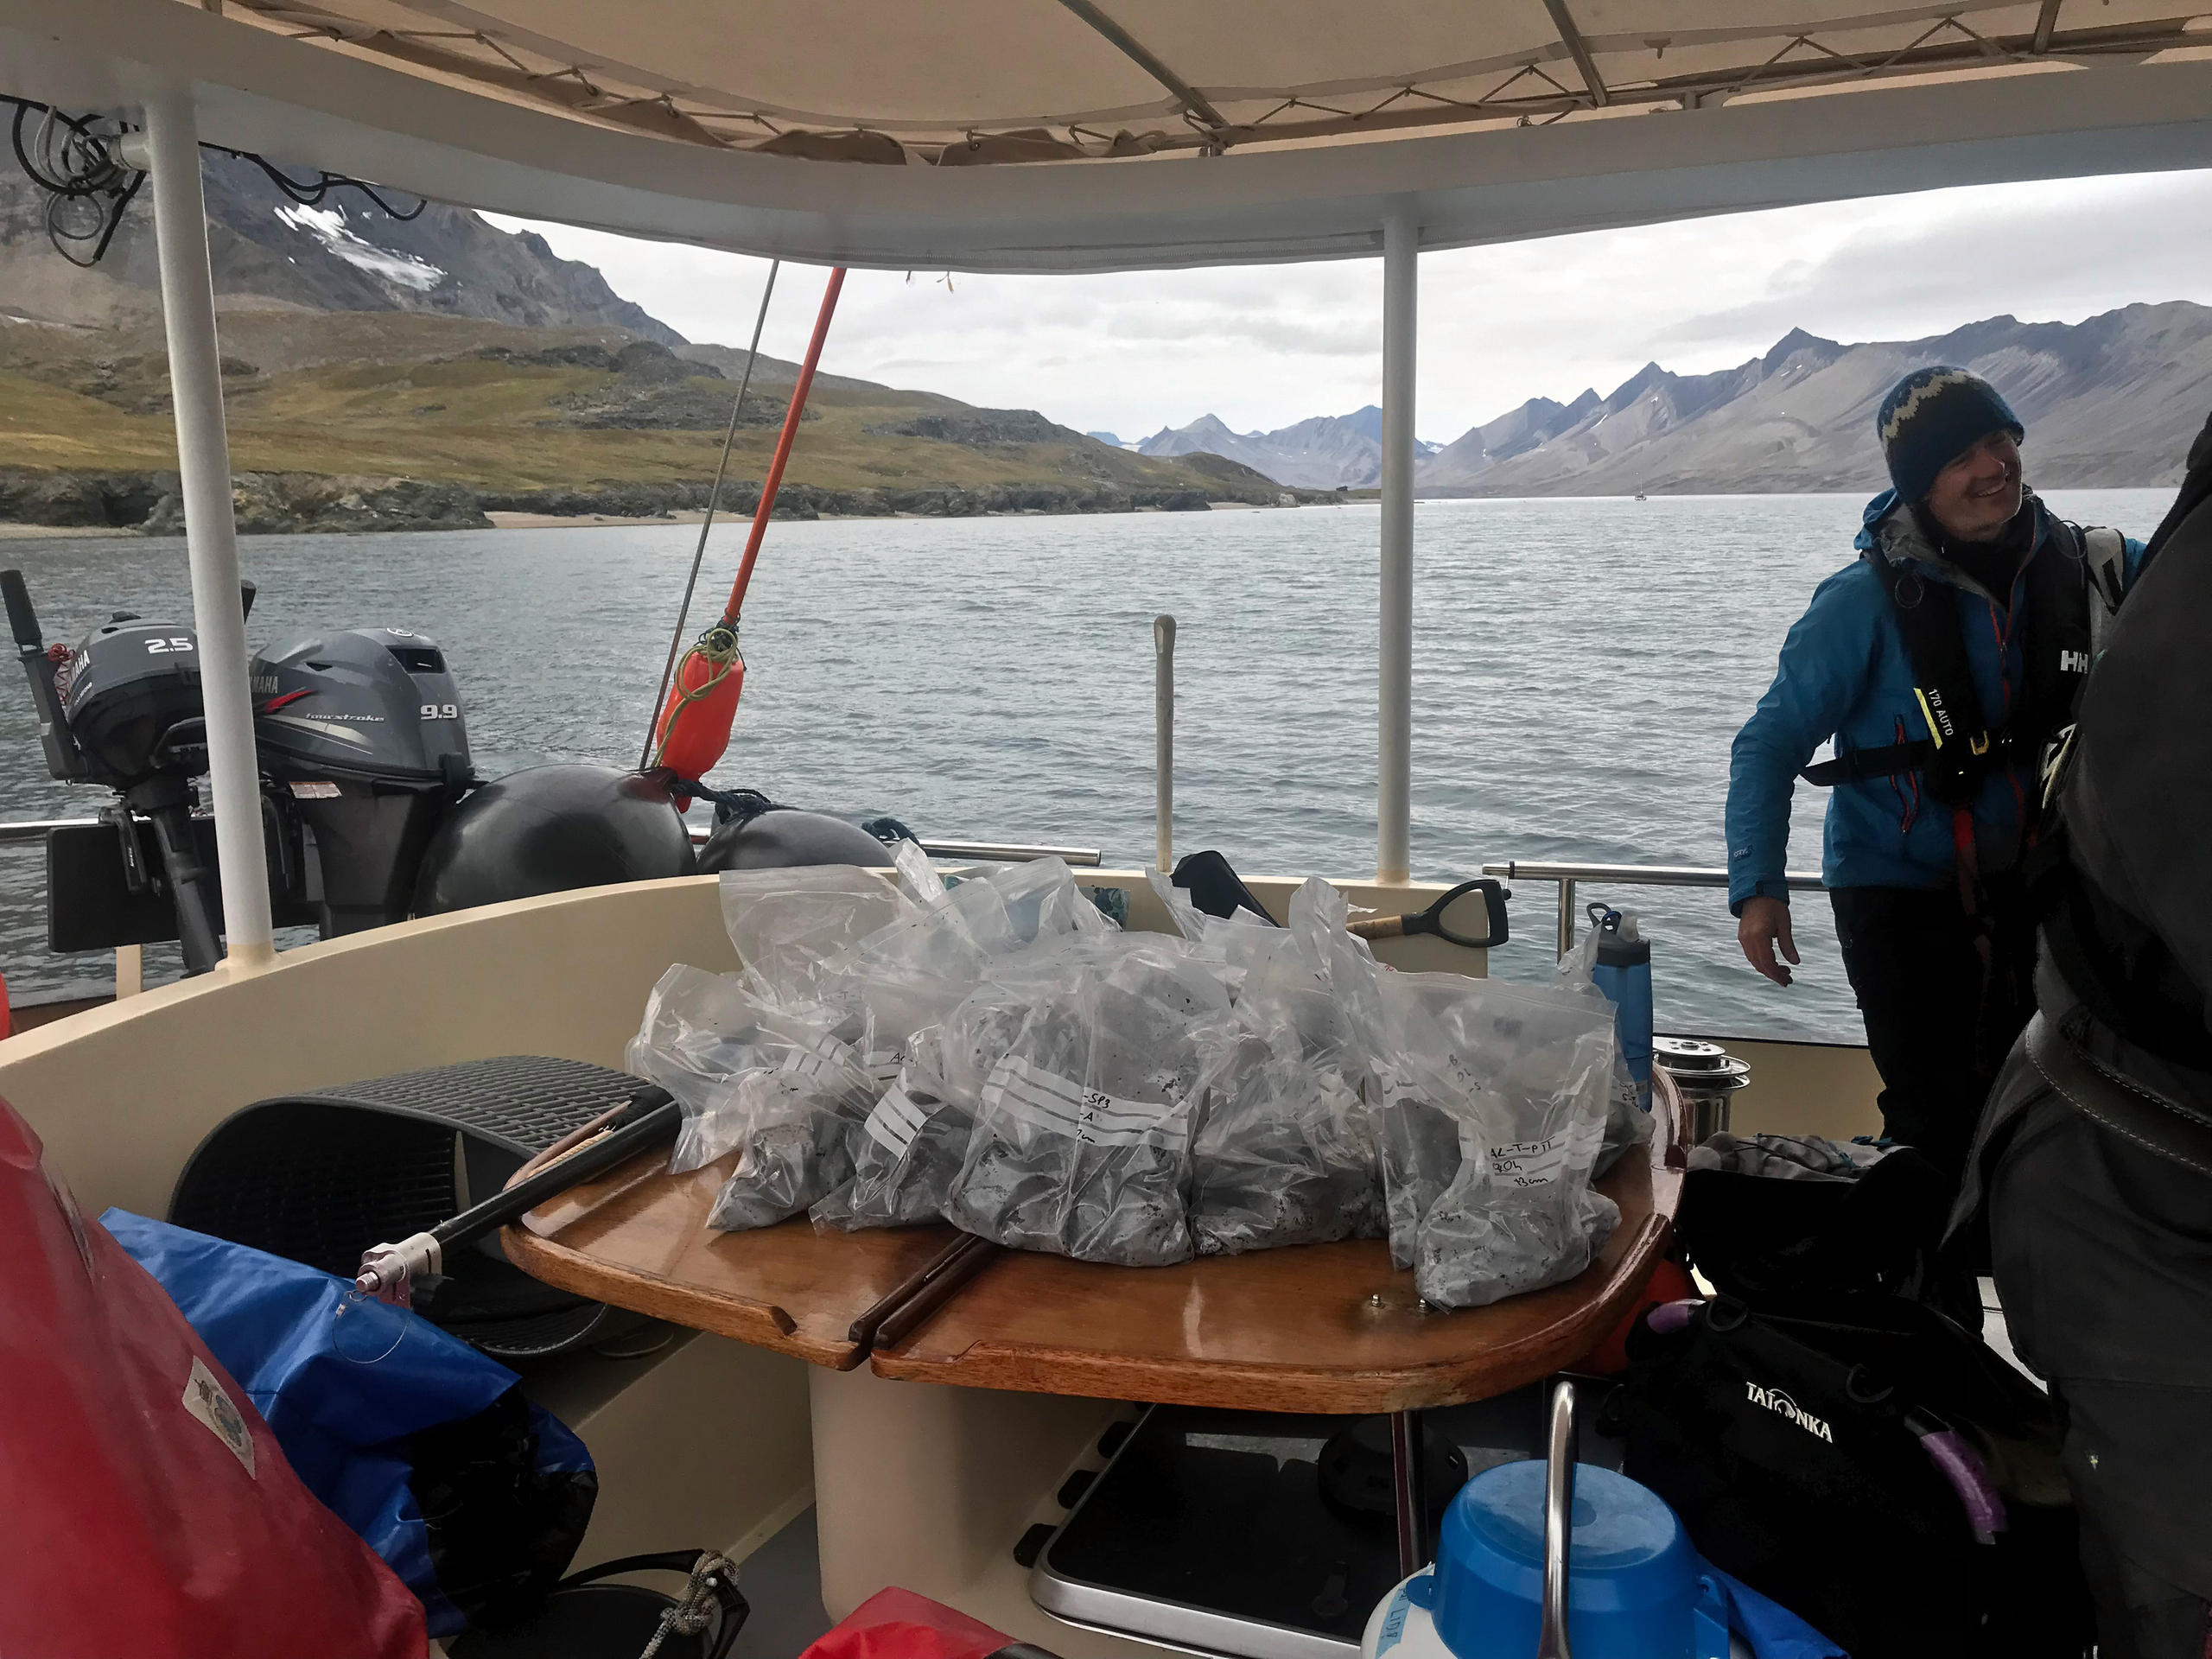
left=1186, top=878, right=1388, bottom=1254
left=944, top=949, right=1221, bottom=1267
left=809, top=1052, right=975, bottom=1232
left=1377, top=972, right=1622, bottom=1306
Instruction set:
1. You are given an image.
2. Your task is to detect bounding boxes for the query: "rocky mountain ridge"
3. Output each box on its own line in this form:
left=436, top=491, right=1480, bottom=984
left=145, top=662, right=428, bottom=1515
left=1137, top=405, right=1442, bottom=489
left=1145, top=308, right=2212, bottom=495
left=0, top=141, right=1306, bottom=531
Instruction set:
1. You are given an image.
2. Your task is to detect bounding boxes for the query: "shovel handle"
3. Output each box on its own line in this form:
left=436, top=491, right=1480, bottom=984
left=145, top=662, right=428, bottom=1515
left=1348, top=914, right=1408, bottom=940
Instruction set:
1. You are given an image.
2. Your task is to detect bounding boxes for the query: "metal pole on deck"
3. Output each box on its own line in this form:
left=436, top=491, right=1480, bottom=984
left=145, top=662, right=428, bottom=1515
left=1154, top=614, right=1175, bottom=870
left=1377, top=207, right=1417, bottom=885
left=144, top=88, right=275, bottom=969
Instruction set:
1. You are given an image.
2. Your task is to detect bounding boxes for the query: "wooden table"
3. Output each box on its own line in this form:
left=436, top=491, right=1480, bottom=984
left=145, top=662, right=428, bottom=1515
left=505, top=1074, right=1686, bottom=1411
left=506, top=1073, right=1687, bottom=1594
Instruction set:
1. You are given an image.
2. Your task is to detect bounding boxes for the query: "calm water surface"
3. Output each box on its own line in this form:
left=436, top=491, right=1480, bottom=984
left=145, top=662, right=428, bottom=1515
left=0, top=489, right=2168, bottom=1040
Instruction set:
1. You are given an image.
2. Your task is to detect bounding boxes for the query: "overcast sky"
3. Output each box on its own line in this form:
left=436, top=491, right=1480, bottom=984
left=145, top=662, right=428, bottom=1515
left=489, top=165, right=2212, bottom=446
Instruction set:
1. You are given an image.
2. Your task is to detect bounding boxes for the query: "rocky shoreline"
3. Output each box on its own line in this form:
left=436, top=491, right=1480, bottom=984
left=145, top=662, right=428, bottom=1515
left=0, top=466, right=1306, bottom=536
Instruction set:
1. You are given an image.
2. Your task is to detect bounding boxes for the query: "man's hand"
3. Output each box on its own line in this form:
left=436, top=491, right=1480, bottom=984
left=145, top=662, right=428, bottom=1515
left=1738, top=895, right=1800, bottom=987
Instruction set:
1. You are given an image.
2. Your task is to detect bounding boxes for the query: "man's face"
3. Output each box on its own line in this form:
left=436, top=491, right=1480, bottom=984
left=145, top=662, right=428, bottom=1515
left=1923, top=429, right=2024, bottom=543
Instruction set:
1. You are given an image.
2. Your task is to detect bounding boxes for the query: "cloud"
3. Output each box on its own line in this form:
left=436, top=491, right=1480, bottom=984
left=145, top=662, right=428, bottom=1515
left=486, top=164, right=2212, bottom=447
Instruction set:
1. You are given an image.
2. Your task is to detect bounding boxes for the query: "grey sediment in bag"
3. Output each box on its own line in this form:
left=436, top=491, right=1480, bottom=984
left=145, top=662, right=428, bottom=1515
left=645, top=859, right=1633, bottom=1296
left=1187, top=878, right=1388, bottom=1254
left=702, top=1032, right=880, bottom=1230
left=809, top=1055, right=975, bottom=1232
left=944, top=948, right=1222, bottom=1267
left=1377, top=972, right=1622, bottom=1306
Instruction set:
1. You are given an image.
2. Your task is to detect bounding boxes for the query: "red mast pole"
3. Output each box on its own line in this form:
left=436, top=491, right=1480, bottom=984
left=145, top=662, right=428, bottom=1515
left=647, top=266, right=847, bottom=785
left=720, top=266, right=846, bottom=627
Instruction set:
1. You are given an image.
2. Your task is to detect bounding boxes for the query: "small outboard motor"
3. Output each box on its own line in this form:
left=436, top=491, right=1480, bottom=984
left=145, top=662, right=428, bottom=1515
left=4, top=569, right=230, bottom=971
left=253, top=627, right=474, bottom=936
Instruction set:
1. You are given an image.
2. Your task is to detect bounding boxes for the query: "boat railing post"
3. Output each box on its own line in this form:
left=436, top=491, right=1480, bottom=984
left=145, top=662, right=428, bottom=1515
left=1154, top=613, right=1175, bottom=870
left=1556, top=877, right=1578, bottom=960
left=1377, top=205, right=1418, bottom=885
left=143, top=86, right=275, bottom=970
left=115, top=944, right=143, bottom=999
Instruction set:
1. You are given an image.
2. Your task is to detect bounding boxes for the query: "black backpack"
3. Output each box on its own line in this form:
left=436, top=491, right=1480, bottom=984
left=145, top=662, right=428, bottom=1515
left=1602, top=1288, right=2089, bottom=1659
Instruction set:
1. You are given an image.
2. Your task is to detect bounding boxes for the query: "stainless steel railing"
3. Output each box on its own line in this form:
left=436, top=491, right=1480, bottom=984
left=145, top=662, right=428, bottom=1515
left=0, top=815, right=1100, bottom=867
left=1481, top=859, right=1824, bottom=957
left=0, top=817, right=87, bottom=844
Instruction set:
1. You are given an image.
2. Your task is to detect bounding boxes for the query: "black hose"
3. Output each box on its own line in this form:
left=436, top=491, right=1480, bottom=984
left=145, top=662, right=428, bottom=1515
left=428, top=1090, right=680, bottom=1256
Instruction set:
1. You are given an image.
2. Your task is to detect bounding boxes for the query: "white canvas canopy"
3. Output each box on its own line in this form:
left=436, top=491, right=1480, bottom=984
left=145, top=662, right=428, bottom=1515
left=6, top=0, right=2212, bottom=270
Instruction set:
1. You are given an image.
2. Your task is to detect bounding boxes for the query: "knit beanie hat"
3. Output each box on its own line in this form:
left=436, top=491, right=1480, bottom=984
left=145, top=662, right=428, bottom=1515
left=1875, top=366, right=2024, bottom=502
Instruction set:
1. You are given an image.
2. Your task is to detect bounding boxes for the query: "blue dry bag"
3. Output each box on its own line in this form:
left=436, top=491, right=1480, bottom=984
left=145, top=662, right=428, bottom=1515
left=104, top=1211, right=595, bottom=1638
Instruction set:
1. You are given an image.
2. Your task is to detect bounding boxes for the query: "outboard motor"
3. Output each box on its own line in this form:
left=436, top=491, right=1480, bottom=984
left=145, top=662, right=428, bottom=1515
left=253, top=627, right=474, bottom=936
left=4, top=569, right=230, bottom=972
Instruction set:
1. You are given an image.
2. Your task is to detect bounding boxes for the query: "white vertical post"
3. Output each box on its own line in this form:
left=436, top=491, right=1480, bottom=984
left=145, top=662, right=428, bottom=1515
left=145, top=87, right=275, bottom=969
left=1376, top=207, right=1418, bottom=885
left=1154, top=613, right=1175, bottom=871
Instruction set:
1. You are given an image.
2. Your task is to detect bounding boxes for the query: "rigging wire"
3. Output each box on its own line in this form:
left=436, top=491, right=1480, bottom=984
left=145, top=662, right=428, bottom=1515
left=639, top=260, right=782, bottom=772
left=2, top=93, right=426, bottom=270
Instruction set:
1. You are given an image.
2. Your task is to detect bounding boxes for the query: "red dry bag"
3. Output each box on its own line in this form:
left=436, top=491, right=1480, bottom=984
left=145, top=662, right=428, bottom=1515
left=0, top=1095, right=425, bottom=1659
left=798, top=1587, right=1044, bottom=1659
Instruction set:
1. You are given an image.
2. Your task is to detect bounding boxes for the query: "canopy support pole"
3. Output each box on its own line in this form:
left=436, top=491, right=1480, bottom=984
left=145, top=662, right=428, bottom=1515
left=1376, top=207, right=1417, bottom=886
left=146, top=86, right=274, bottom=969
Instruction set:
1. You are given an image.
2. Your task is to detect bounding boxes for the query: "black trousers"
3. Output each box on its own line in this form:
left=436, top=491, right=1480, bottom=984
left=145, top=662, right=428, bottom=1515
left=1982, top=1077, right=2212, bottom=1658
left=1830, top=884, right=2032, bottom=1183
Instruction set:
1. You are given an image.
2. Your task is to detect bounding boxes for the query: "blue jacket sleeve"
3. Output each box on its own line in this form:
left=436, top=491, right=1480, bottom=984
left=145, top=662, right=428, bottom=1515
left=1726, top=571, right=1877, bottom=913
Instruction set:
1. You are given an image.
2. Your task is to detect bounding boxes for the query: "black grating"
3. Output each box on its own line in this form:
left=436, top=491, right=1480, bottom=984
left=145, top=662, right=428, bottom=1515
left=293, top=1054, right=641, bottom=1157
left=168, top=1056, right=652, bottom=1356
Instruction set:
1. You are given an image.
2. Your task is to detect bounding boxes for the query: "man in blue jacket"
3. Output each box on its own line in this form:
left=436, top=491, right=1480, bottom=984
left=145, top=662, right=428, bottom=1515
left=1726, top=367, right=2139, bottom=1179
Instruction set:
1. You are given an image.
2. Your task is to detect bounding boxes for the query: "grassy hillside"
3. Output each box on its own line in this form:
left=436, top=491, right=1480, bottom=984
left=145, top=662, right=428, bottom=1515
left=0, top=309, right=1300, bottom=526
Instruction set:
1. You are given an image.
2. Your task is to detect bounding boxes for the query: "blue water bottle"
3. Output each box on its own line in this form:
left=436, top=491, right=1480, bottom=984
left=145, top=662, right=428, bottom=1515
left=1587, top=903, right=1654, bottom=1109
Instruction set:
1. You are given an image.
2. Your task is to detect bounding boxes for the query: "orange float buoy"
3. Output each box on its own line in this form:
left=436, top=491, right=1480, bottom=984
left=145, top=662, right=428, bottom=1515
left=648, top=622, right=745, bottom=791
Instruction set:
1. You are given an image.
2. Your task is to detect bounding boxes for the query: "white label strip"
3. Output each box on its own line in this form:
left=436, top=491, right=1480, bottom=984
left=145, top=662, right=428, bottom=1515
left=777, top=1033, right=849, bottom=1085
left=863, top=1085, right=936, bottom=1155
left=982, top=1056, right=1183, bottom=1149
left=864, top=1047, right=903, bottom=1087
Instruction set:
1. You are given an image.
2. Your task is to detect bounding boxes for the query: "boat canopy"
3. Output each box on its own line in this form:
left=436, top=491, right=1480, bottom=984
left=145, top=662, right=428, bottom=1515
left=6, top=0, right=2212, bottom=270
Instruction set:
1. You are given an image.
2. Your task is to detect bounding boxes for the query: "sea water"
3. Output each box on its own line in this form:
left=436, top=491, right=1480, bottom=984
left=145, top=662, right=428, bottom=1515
left=0, top=488, right=2169, bottom=1039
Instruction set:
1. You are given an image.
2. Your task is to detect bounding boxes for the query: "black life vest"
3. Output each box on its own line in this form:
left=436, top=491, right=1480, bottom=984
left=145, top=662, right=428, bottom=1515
left=1801, top=513, right=2124, bottom=819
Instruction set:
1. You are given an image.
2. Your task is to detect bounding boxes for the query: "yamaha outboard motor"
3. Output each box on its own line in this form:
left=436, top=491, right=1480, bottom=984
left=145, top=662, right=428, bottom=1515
left=253, top=627, right=474, bottom=936
left=4, top=569, right=230, bottom=971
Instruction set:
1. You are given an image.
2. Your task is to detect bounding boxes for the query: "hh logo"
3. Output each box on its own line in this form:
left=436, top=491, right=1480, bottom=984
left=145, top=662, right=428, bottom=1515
left=1745, top=1381, right=1834, bottom=1443
left=2060, top=649, right=2090, bottom=673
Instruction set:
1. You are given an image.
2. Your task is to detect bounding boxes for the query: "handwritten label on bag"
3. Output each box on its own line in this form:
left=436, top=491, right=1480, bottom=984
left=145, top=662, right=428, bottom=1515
left=1489, top=1133, right=1573, bottom=1186
left=982, top=1056, right=1185, bottom=1150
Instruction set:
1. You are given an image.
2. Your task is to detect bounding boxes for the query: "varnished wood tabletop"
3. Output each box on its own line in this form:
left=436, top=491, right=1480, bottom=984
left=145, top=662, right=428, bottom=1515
left=868, top=1153, right=1675, bottom=1412
left=505, top=1074, right=1685, bottom=1407
left=502, top=1147, right=963, bottom=1370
